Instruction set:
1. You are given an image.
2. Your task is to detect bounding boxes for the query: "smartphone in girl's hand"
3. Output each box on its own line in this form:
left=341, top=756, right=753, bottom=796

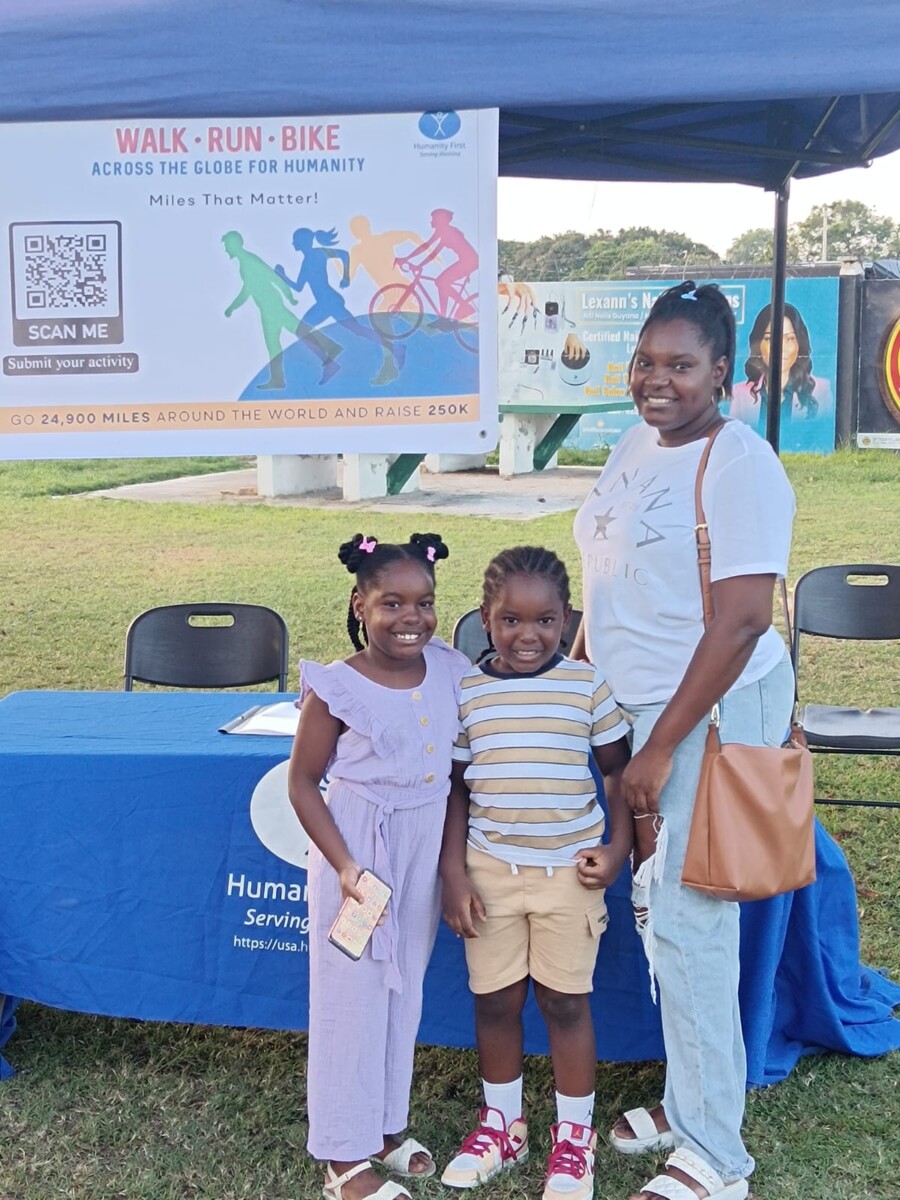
left=327, top=870, right=392, bottom=960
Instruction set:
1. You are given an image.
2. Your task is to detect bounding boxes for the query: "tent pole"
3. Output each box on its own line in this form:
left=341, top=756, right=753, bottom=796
left=766, top=182, right=790, bottom=452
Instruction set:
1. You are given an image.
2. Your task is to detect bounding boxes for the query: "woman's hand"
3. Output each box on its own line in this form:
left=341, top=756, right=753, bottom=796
left=441, top=870, right=486, bottom=938
left=621, top=742, right=674, bottom=815
left=563, top=332, right=589, bottom=362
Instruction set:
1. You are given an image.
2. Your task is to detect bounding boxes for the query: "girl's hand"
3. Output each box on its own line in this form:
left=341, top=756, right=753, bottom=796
left=441, top=871, right=486, bottom=938
left=338, top=862, right=365, bottom=904
left=576, top=844, right=625, bottom=890
left=621, top=742, right=674, bottom=816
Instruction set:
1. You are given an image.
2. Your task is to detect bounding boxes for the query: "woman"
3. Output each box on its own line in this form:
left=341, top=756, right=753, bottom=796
left=729, top=302, right=832, bottom=435
left=572, top=282, right=796, bottom=1200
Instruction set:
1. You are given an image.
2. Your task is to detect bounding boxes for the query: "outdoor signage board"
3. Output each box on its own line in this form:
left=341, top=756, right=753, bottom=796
left=0, top=110, right=498, bottom=459
left=857, top=278, right=900, bottom=448
left=499, top=277, right=839, bottom=454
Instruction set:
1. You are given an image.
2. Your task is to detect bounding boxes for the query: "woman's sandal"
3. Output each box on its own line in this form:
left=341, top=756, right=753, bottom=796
left=379, top=1137, right=437, bottom=1179
left=322, top=1160, right=412, bottom=1200
left=609, top=1106, right=675, bottom=1155
left=636, top=1148, right=749, bottom=1200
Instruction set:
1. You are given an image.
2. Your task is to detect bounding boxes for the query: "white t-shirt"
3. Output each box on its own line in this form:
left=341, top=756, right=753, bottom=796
left=573, top=419, right=795, bottom=705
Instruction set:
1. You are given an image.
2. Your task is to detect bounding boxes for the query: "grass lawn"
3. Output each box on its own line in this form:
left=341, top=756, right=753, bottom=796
left=0, top=450, right=897, bottom=1200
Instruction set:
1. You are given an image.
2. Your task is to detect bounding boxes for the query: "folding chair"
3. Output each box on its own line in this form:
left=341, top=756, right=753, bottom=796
left=791, top=564, right=900, bottom=807
left=124, top=603, right=290, bottom=691
left=452, top=607, right=583, bottom=665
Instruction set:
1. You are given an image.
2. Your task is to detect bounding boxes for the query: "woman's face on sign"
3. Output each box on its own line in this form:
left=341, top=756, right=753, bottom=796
left=760, top=318, right=799, bottom=375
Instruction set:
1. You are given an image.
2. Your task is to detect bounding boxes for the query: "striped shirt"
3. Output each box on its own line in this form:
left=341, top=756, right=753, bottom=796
left=452, top=654, right=629, bottom=868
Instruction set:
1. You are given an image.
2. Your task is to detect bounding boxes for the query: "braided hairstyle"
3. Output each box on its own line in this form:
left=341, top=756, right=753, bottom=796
left=480, top=546, right=570, bottom=658
left=338, top=532, right=449, bottom=651
left=635, top=280, right=737, bottom=397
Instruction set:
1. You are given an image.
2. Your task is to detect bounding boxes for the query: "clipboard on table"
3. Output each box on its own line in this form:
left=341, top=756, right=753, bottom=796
left=219, top=700, right=300, bottom=736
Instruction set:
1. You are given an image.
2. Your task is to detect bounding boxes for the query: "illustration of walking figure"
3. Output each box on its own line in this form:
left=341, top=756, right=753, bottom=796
left=276, top=227, right=382, bottom=385
left=222, top=231, right=339, bottom=390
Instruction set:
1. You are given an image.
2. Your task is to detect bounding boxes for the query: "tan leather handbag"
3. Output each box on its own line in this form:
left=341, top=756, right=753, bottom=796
left=680, top=424, right=816, bottom=902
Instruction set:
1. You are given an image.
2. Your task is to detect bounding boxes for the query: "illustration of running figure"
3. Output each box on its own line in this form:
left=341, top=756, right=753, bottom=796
left=346, top=216, right=421, bottom=384
left=397, top=208, right=478, bottom=322
left=222, top=231, right=340, bottom=389
left=276, top=227, right=381, bottom=385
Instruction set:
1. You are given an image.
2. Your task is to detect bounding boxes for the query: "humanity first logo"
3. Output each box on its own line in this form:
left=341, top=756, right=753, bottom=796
left=417, top=111, right=462, bottom=141
left=415, top=111, right=465, bottom=158
left=249, top=760, right=311, bottom=869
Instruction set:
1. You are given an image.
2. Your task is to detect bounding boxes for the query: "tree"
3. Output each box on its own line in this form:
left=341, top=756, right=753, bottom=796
left=725, top=227, right=775, bottom=264
left=790, top=200, right=900, bottom=261
left=500, top=231, right=593, bottom=281
left=583, top=227, right=720, bottom=279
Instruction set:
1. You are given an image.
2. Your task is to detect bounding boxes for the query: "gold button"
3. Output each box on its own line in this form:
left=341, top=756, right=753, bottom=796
left=420, top=716, right=429, bottom=726
left=412, top=691, right=422, bottom=701
left=425, top=773, right=435, bottom=783
left=426, top=744, right=434, bottom=753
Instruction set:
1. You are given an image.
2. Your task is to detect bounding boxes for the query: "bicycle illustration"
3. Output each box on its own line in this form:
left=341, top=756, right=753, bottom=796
left=368, top=260, right=479, bottom=353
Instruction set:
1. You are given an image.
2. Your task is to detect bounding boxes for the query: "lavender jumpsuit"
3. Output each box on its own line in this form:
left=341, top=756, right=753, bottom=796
left=301, top=638, right=468, bottom=1161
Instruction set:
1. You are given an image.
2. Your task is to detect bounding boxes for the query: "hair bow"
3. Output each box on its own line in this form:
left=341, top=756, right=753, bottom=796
left=426, top=546, right=436, bottom=563
left=359, top=536, right=377, bottom=554
left=682, top=288, right=698, bottom=302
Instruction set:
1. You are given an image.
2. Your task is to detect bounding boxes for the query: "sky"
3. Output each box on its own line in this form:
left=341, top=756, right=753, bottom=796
left=497, top=149, right=900, bottom=256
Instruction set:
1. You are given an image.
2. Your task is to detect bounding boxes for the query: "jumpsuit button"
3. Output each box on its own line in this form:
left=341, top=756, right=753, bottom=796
left=420, top=716, right=429, bottom=727
left=412, top=691, right=422, bottom=701
left=426, top=744, right=434, bottom=753
left=424, top=773, right=435, bottom=783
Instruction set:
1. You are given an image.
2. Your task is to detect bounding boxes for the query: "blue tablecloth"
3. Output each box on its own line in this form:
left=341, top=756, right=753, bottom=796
left=0, top=690, right=897, bottom=1084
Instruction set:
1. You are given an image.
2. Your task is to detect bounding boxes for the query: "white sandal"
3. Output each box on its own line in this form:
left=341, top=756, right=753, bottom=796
left=637, top=1148, right=749, bottom=1200
left=609, top=1106, right=675, bottom=1155
left=379, top=1136, right=437, bottom=1179
left=323, top=1160, right=412, bottom=1200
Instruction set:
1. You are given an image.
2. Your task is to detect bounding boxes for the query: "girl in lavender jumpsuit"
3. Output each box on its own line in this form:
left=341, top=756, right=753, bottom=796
left=289, top=532, right=468, bottom=1200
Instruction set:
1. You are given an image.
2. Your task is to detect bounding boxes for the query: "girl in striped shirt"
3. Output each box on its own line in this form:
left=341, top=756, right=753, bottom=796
left=440, top=546, right=632, bottom=1200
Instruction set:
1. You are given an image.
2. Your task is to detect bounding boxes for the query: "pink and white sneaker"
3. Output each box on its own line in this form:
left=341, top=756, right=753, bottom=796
left=542, top=1122, right=597, bottom=1200
left=441, top=1105, right=529, bottom=1189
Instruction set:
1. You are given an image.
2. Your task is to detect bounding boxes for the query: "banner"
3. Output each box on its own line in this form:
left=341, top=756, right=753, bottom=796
left=857, top=279, right=900, bottom=448
left=0, top=111, right=497, bottom=459
left=499, top=277, right=839, bottom=453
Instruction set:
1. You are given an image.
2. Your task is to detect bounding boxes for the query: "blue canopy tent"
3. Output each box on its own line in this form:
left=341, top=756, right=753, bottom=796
left=2, top=0, right=900, bottom=448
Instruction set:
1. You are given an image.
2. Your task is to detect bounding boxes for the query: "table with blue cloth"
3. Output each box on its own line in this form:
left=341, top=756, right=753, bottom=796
left=0, top=690, right=897, bottom=1083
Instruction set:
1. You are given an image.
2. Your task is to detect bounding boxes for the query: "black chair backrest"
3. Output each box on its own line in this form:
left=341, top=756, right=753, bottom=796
left=452, top=607, right=583, bottom=665
left=124, top=603, right=289, bottom=690
left=792, top=564, right=900, bottom=661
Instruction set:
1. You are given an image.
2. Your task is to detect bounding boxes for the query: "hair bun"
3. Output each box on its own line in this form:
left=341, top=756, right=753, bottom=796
left=409, top=532, right=449, bottom=563
left=337, top=533, right=377, bottom=574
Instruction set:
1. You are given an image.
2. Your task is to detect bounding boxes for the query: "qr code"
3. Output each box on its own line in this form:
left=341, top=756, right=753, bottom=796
left=9, top=220, right=123, bottom=346
left=10, top=221, right=122, bottom=322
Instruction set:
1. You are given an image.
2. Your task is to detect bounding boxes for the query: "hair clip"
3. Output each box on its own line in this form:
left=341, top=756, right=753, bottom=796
left=359, top=536, right=377, bottom=554
left=682, top=288, right=698, bottom=302
left=426, top=546, right=436, bottom=563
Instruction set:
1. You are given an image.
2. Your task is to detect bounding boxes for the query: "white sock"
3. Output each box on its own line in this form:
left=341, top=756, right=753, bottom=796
left=482, top=1077, right=523, bottom=1128
left=555, top=1091, right=595, bottom=1129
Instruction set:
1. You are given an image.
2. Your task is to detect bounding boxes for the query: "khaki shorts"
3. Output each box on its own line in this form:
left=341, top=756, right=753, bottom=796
left=464, top=846, right=609, bottom=995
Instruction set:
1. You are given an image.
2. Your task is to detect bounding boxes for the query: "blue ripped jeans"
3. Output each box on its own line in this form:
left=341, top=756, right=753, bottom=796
left=627, top=651, right=794, bottom=1181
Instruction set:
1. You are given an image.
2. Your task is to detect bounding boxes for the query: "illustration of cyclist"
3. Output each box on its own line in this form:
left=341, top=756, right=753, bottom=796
left=397, top=208, right=478, bottom=322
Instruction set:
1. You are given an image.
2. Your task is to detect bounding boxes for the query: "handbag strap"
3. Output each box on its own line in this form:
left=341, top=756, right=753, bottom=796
left=694, top=423, right=804, bottom=734
left=693, top=421, right=725, bottom=631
